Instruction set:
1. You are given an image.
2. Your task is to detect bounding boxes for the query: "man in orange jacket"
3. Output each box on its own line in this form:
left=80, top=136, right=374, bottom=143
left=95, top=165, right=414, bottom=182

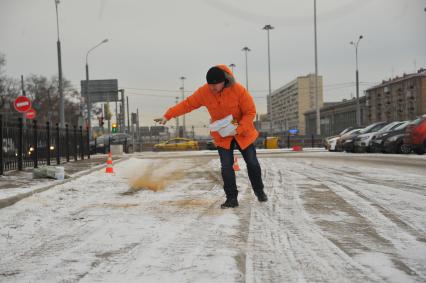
left=155, top=65, right=267, bottom=208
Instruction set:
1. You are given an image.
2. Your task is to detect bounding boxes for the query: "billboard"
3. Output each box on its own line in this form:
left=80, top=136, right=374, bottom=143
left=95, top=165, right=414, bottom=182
left=80, top=79, right=118, bottom=103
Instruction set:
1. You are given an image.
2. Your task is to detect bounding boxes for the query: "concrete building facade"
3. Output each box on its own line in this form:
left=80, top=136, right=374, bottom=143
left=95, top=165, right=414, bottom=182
left=268, top=74, right=323, bottom=135
left=365, top=69, right=426, bottom=124
left=304, top=97, right=367, bottom=137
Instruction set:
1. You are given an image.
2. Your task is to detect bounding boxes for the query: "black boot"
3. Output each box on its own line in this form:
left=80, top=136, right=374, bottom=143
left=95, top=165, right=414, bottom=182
left=220, top=198, right=239, bottom=209
left=254, top=190, right=268, bottom=202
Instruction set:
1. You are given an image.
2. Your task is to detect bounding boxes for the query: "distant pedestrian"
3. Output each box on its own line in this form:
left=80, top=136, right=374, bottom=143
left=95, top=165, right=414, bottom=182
left=155, top=65, right=267, bottom=208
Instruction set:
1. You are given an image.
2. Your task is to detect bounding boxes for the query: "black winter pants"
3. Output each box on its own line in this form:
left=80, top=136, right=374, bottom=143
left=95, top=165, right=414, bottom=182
left=217, top=139, right=264, bottom=199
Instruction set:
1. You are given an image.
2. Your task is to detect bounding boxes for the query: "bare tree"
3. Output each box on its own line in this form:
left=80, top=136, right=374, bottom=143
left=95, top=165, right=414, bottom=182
left=0, top=53, right=101, bottom=127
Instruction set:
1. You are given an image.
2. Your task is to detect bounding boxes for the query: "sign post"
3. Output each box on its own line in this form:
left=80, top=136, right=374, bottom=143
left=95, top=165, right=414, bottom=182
left=25, top=109, right=36, bottom=120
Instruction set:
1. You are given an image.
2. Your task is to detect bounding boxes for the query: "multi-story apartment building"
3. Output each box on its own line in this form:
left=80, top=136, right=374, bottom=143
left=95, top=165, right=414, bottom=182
left=365, top=68, right=426, bottom=124
left=268, top=74, right=323, bottom=135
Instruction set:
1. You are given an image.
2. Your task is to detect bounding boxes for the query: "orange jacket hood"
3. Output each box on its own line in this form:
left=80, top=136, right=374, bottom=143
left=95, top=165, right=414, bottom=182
left=216, top=64, right=236, bottom=88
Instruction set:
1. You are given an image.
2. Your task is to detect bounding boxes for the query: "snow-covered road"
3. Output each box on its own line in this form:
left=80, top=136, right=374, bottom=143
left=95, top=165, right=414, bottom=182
left=1, top=152, right=425, bottom=283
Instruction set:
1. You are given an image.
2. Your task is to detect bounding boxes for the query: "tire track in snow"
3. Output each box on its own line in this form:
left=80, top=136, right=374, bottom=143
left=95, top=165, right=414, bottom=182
left=300, top=163, right=426, bottom=242
left=245, top=158, right=380, bottom=283
left=308, top=163, right=426, bottom=197
left=284, top=159, right=426, bottom=282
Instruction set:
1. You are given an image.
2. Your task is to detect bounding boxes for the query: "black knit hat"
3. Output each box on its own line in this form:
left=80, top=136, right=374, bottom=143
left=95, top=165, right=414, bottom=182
left=206, top=66, right=226, bottom=84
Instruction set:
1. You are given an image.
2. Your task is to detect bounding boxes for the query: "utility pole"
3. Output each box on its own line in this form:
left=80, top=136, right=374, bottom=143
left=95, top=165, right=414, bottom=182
left=136, top=108, right=140, bottom=142
left=54, top=0, right=65, bottom=128
left=20, top=75, right=26, bottom=127
left=120, top=89, right=125, bottom=133
left=229, top=63, right=236, bottom=74
left=180, top=76, right=186, bottom=138
left=242, top=47, right=251, bottom=90
left=126, top=96, right=130, bottom=135
left=20, top=75, right=26, bottom=96
left=263, top=24, right=274, bottom=135
left=47, top=88, right=52, bottom=123
left=85, top=38, right=108, bottom=138
left=175, top=96, right=179, bottom=138
left=314, top=0, right=320, bottom=136
left=115, top=95, right=118, bottom=129
left=106, top=93, right=110, bottom=135
left=350, top=35, right=364, bottom=127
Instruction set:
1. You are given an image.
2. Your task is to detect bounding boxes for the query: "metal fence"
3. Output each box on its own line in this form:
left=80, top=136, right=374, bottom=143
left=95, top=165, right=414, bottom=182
left=255, top=133, right=324, bottom=149
left=0, top=115, right=90, bottom=175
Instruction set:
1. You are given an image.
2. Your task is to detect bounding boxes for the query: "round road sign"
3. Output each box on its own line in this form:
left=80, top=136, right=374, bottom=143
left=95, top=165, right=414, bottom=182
left=25, top=108, right=36, bottom=120
left=14, top=96, right=31, bottom=113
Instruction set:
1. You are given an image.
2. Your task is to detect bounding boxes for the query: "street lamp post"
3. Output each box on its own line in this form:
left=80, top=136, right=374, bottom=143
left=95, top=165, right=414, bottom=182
left=180, top=76, right=186, bottom=138
left=313, top=0, right=321, bottom=136
left=85, top=38, right=109, bottom=138
left=228, top=63, right=236, bottom=74
left=54, top=0, right=65, bottom=127
left=175, top=96, right=179, bottom=138
left=350, top=35, right=364, bottom=127
left=241, top=46, right=251, bottom=90
left=263, top=24, right=274, bottom=135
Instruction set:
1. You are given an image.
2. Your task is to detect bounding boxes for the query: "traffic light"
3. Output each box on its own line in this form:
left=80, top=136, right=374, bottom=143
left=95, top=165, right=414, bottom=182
left=112, top=123, right=117, bottom=133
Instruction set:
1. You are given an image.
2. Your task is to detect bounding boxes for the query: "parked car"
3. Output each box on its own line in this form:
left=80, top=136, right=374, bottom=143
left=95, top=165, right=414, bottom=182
left=336, top=128, right=363, bottom=152
left=90, top=133, right=133, bottom=154
left=343, top=122, right=387, bottom=152
left=206, top=140, right=217, bottom=150
left=353, top=121, right=403, bottom=153
left=27, top=143, right=55, bottom=157
left=153, top=138, right=199, bottom=151
left=403, top=116, right=426, bottom=155
left=370, top=121, right=411, bottom=153
left=90, top=135, right=110, bottom=154
left=324, top=127, right=355, bottom=151
left=383, top=131, right=412, bottom=154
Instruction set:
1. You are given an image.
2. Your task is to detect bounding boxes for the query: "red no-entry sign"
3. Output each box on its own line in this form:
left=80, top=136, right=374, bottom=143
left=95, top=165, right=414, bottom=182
left=14, top=96, right=31, bottom=113
left=25, top=108, right=36, bottom=120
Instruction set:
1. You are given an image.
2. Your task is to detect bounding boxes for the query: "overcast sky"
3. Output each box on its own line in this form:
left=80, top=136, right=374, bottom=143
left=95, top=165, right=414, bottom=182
left=1, top=0, right=425, bottom=134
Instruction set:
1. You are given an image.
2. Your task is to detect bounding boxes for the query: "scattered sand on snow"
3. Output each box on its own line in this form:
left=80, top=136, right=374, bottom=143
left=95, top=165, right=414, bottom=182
left=123, top=163, right=186, bottom=194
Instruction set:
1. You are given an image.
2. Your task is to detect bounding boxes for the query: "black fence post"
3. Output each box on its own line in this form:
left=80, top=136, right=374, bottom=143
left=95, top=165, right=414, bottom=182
left=46, top=122, right=51, bottom=166
left=56, top=123, right=60, bottom=165
left=108, top=135, right=111, bottom=154
left=65, top=124, right=70, bottom=162
left=79, top=126, right=84, bottom=160
left=33, top=120, right=38, bottom=168
left=86, top=127, right=90, bottom=159
left=73, top=125, right=77, bottom=161
left=124, top=137, right=128, bottom=154
left=0, top=115, right=3, bottom=175
left=18, top=117, right=23, bottom=171
left=311, top=134, right=314, bottom=148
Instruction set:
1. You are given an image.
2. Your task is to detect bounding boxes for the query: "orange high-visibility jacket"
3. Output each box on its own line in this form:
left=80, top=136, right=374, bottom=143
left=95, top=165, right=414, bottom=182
left=163, top=65, right=258, bottom=150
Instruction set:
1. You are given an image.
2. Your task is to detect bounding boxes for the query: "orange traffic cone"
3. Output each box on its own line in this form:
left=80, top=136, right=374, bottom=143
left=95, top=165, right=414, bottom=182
left=105, top=152, right=114, bottom=174
left=233, top=156, right=240, bottom=171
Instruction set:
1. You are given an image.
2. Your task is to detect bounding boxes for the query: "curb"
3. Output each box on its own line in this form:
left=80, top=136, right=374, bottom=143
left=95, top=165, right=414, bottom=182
left=0, top=156, right=130, bottom=210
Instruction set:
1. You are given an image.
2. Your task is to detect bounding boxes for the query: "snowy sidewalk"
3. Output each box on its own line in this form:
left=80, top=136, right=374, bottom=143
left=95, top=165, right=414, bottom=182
left=0, top=154, right=127, bottom=209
